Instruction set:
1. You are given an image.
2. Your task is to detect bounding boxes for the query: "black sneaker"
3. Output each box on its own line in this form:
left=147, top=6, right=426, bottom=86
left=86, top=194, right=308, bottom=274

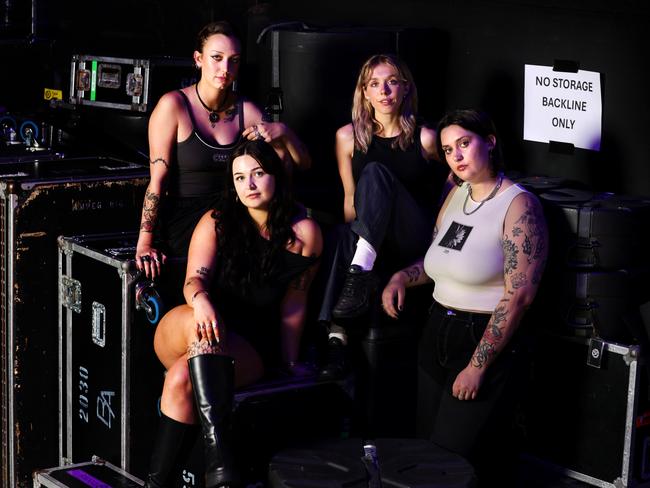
left=331, top=264, right=379, bottom=319
left=319, top=337, right=348, bottom=381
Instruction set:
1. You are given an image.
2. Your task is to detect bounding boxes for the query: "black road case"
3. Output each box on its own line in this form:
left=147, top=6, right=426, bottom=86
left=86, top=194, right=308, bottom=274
left=68, top=54, right=195, bottom=112
left=523, top=332, right=650, bottom=487
left=33, top=456, right=144, bottom=488
left=0, top=157, right=148, bottom=488
left=58, top=232, right=165, bottom=480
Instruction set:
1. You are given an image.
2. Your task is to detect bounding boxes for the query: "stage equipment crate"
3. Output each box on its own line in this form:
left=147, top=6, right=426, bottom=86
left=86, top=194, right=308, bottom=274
left=523, top=332, right=650, bottom=487
left=58, top=232, right=165, bottom=481
left=68, top=54, right=195, bottom=112
left=33, top=456, right=143, bottom=488
left=0, top=157, right=147, bottom=488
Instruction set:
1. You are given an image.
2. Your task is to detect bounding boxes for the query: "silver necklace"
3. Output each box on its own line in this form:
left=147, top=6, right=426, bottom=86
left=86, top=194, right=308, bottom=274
left=462, top=174, right=504, bottom=215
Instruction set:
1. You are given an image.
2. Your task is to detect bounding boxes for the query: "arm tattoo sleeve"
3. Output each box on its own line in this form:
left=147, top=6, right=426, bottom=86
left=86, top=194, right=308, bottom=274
left=150, top=157, right=169, bottom=168
left=140, top=189, right=160, bottom=232
left=502, top=236, right=519, bottom=275
left=472, top=301, right=508, bottom=368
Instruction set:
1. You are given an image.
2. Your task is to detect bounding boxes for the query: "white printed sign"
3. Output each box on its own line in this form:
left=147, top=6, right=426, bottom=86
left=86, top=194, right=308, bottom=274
left=524, top=64, right=602, bottom=150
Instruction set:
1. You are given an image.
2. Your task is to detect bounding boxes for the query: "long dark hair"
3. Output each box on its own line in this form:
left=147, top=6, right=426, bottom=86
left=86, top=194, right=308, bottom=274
left=215, top=139, right=297, bottom=292
left=436, top=109, right=505, bottom=186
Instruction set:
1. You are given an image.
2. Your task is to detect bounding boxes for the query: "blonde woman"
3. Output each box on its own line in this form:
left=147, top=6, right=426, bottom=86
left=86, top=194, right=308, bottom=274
left=319, top=53, right=446, bottom=379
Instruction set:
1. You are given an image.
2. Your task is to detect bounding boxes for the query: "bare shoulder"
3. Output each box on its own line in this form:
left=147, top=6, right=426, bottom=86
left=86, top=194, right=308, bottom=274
left=336, top=123, right=355, bottom=143
left=155, top=90, right=184, bottom=113
left=505, top=189, right=547, bottom=234
left=292, top=217, right=323, bottom=257
left=420, top=126, right=437, bottom=146
left=242, top=99, right=263, bottom=126
left=509, top=188, right=544, bottom=214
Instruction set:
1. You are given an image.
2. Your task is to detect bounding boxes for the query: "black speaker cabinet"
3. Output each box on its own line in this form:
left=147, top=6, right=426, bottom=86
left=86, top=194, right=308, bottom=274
left=0, top=157, right=147, bottom=488
left=523, top=332, right=650, bottom=487
left=255, top=25, right=445, bottom=219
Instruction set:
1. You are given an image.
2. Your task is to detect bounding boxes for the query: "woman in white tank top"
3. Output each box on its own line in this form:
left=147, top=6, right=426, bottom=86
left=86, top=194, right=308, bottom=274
left=381, top=109, right=548, bottom=487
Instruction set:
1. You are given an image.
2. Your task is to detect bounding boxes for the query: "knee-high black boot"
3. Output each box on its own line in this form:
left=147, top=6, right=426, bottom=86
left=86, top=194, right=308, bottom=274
left=188, top=354, right=240, bottom=488
left=146, top=413, right=198, bottom=488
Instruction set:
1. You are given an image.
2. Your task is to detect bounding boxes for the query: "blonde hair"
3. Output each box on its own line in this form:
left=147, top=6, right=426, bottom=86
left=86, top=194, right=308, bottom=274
left=351, top=54, right=418, bottom=153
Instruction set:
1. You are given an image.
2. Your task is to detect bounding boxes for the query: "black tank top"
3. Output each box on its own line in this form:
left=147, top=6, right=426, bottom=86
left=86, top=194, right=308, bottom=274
left=351, top=126, right=438, bottom=212
left=171, top=90, right=244, bottom=198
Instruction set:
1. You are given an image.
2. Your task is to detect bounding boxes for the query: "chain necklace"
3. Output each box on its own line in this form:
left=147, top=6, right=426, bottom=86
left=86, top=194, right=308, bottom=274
left=462, top=173, right=504, bottom=215
left=194, top=83, right=232, bottom=128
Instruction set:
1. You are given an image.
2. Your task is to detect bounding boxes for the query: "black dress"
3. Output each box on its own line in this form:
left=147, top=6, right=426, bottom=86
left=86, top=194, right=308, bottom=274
left=212, top=235, right=317, bottom=368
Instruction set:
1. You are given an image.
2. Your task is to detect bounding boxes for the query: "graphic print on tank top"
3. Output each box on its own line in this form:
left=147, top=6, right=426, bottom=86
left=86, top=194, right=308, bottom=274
left=438, top=221, right=473, bottom=252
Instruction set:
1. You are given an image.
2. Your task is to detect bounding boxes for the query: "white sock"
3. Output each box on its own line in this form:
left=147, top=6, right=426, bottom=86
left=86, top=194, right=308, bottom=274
left=328, top=332, right=347, bottom=345
left=350, top=236, right=377, bottom=271
left=328, top=324, right=348, bottom=345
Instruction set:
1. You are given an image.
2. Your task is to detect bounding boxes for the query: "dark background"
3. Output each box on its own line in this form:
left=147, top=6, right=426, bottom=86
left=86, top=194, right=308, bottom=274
left=1, top=0, right=648, bottom=199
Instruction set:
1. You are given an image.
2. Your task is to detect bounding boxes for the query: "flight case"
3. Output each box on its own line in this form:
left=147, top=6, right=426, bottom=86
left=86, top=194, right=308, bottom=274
left=523, top=332, right=650, bottom=487
left=0, top=157, right=147, bottom=488
left=58, top=232, right=165, bottom=481
left=33, top=456, right=143, bottom=488
left=68, top=54, right=195, bottom=112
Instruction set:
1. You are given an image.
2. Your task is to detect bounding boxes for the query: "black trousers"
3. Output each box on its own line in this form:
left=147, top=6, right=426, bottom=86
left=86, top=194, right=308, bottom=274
left=417, top=301, right=527, bottom=487
left=318, top=162, right=434, bottom=323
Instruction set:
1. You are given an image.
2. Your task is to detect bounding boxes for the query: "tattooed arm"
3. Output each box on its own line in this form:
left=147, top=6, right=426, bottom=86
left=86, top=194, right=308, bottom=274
left=381, top=227, right=438, bottom=319
left=452, top=192, right=548, bottom=400
left=136, top=91, right=180, bottom=277
left=279, top=218, right=323, bottom=370
left=182, top=211, right=221, bottom=344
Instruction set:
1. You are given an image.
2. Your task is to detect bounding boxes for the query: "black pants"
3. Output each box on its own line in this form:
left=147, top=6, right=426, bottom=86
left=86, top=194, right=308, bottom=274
left=318, top=162, right=434, bottom=323
left=417, top=301, right=526, bottom=487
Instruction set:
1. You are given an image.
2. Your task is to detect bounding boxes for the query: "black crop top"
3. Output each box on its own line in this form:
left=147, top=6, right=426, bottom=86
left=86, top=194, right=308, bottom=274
left=351, top=126, right=438, bottom=211
left=170, top=91, right=244, bottom=198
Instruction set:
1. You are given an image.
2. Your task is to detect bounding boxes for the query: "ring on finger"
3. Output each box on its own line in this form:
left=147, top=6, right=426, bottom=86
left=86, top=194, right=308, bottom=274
left=141, top=255, right=151, bottom=262
left=199, top=323, right=205, bottom=330
left=254, top=129, right=261, bottom=139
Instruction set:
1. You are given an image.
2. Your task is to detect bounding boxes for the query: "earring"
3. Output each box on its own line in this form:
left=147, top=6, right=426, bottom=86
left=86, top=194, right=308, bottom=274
left=235, top=195, right=239, bottom=202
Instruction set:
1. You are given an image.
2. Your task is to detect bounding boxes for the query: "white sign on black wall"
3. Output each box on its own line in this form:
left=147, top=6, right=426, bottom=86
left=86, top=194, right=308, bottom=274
left=524, top=64, right=602, bottom=151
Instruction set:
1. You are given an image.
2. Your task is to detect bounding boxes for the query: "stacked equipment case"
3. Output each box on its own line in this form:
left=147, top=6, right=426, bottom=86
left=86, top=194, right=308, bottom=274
left=0, top=157, right=147, bottom=488
left=523, top=333, right=650, bottom=487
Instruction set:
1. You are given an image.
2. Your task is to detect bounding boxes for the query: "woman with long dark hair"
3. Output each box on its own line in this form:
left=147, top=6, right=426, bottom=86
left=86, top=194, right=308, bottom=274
left=145, top=139, right=322, bottom=488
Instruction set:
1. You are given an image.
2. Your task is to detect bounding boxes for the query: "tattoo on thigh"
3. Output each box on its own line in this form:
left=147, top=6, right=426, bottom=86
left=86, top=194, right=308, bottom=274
left=187, top=340, right=223, bottom=358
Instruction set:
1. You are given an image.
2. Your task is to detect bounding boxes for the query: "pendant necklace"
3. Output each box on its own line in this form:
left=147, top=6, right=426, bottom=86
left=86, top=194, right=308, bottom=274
left=462, top=173, right=504, bottom=216
left=195, top=83, right=231, bottom=128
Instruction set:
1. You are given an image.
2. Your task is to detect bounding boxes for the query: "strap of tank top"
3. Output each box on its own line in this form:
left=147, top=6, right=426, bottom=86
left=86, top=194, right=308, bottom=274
left=177, top=90, right=198, bottom=130
left=414, top=126, right=423, bottom=152
left=237, top=97, right=245, bottom=132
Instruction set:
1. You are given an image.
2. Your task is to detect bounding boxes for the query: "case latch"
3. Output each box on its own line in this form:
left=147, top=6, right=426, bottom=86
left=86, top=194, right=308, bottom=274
left=92, top=302, right=106, bottom=347
left=61, top=275, right=82, bottom=313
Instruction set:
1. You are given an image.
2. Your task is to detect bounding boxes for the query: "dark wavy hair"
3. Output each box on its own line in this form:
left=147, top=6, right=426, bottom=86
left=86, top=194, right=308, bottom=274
left=215, top=139, right=297, bottom=292
left=435, top=109, right=505, bottom=186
